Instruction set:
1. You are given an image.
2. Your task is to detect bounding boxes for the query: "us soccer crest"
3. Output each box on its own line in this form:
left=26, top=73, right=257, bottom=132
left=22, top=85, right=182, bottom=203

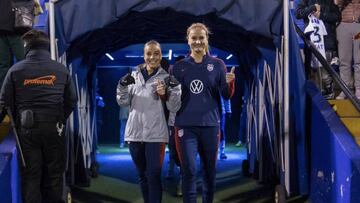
left=207, top=64, right=214, bottom=72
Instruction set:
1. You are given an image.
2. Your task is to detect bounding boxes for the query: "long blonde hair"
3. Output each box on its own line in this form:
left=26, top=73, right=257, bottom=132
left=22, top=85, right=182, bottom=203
left=186, top=23, right=211, bottom=54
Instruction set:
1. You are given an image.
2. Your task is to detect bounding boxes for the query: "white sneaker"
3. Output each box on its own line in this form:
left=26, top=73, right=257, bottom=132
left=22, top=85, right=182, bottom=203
left=330, top=57, right=339, bottom=66
left=336, top=92, right=346, bottom=100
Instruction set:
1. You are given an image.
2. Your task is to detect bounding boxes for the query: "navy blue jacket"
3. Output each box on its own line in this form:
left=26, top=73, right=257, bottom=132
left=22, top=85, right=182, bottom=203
left=173, top=55, right=234, bottom=127
left=0, top=49, right=77, bottom=121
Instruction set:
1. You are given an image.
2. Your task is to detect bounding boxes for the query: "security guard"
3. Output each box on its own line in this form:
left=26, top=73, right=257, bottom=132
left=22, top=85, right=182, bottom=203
left=0, top=30, right=77, bottom=203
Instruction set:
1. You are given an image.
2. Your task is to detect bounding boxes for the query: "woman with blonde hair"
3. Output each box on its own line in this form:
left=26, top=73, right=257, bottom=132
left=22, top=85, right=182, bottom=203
left=172, top=23, right=235, bottom=203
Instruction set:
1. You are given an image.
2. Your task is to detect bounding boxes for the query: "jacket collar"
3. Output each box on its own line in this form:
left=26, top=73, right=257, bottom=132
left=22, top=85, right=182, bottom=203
left=135, top=64, right=166, bottom=85
left=188, top=54, right=210, bottom=64
left=26, top=49, right=51, bottom=60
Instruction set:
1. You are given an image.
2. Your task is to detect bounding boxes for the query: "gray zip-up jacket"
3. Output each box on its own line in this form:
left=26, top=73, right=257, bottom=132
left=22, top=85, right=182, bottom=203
left=116, top=65, right=181, bottom=143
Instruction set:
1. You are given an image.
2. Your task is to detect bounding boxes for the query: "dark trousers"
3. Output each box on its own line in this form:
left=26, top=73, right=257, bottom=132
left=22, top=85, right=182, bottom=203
left=18, top=122, right=66, bottom=203
left=129, top=142, right=166, bottom=203
left=175, top=127, right=219, bottom=203
left=0, top=34, right=24, bottom=87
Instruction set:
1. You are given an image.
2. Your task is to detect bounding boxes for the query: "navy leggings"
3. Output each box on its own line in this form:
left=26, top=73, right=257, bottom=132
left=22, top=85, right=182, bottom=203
left=175, top=127, right=219, bottom=203
left=129, top=142, right=166, bottom=203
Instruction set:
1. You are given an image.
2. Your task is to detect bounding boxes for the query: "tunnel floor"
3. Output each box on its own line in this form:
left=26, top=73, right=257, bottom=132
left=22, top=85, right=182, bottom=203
left=71, top=144, right=306, bottom=203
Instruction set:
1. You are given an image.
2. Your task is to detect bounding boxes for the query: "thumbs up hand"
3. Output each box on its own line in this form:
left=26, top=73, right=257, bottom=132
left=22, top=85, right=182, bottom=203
left=156, top=79, right=166, bottom=96
left=226, top=66, right=235, bottom=83
left=119, top=73, right=135, bottom=86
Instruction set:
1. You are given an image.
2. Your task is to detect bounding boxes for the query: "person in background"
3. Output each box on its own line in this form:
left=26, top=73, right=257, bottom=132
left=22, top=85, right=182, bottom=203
left=95, top=91, right=105, bottom=141
left=0, top=29, right=77, bottom=203
left=172, top=23, right=235, bottom=203
left=334, top=0, right=360, bottom=99
left=119, top=105, right=129, bottom=148
left=0, top=0, right=43, bottom=87
left=165, top=55, right=185, bottom=197
left=89, top=90, right=105, bottom=178
left=116, top=40, right=181, bottom=203
left=295, top=0, right=341, bottom=99
left=233, top=65, right=248, bottom=148
left=219, top=96, right=231, bottom=159
left=236, top=96, right=247, bottom=147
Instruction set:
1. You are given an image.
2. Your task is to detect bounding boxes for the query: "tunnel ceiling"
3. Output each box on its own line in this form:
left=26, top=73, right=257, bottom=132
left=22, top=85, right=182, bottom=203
left=53, top=0, right=282, bottom=65
left=68, top=9, right=257, bottom=63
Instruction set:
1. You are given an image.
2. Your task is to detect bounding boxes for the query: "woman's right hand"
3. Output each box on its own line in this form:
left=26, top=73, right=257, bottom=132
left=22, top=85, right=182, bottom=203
left=119, top=73, right=135, bottom=86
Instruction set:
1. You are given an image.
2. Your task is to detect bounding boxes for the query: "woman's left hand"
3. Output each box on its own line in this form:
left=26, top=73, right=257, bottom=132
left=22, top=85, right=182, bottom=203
left=226, top=66, right=235, bottom=83
left=156, top=79, right=166, bottom=96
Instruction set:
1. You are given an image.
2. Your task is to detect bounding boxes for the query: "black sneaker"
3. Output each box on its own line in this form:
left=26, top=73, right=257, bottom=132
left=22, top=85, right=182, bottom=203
left=322, top=84, right=334, bottom=100
left=220, top=153, right=227, bottom=160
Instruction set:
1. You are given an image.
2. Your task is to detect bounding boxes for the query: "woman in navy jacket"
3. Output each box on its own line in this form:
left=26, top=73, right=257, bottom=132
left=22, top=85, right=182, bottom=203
left=172, top=23, right=235, bottom=203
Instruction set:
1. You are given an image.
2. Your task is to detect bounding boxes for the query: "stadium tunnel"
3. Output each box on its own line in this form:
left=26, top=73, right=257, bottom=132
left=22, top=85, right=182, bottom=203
left=52, top=0, right=307, bottom=198
left=2, top=0, right=360, bottom=202
left=55, top=0, right=286, bottom=141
